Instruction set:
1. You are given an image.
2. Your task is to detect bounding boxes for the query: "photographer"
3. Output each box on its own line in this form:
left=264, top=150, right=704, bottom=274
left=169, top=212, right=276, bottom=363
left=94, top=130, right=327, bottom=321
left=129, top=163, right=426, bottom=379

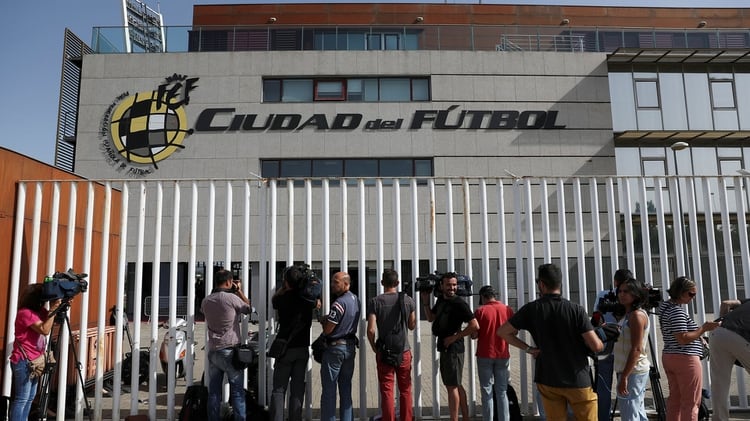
left=710, top=299, right=750, bottom=421
left=201, top=269, right=252, bottom=421
left=270, top=265, right=319, bottom=421
left=9, top=283, right=61, bottom=421
left=592, top=268, right=632, bottom=421
left=421, top=272, right=479, bottom=421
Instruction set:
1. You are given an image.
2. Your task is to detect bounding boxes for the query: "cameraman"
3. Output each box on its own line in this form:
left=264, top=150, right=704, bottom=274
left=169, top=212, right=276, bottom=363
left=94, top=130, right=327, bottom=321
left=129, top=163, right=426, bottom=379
left=592, top=268, right=632, bottom=421
left=421, top=272, right=479, bottom=421
left=201, top=269, right=252, bottom=421
left=270, top=265, right=319, bottom=421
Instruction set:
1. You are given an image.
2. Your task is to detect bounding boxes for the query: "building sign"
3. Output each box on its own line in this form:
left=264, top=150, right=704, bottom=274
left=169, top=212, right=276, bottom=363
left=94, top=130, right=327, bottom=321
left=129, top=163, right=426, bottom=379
left=100, top=74, right=199, bottom=177
left=194, top=107, right=566, bottom=132
left=121, top=0, right=165, bottom=53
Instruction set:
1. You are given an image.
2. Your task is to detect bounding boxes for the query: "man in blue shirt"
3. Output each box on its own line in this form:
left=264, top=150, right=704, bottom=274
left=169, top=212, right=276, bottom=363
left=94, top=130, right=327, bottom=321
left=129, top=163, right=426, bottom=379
left=320, top=272, right=361, bottom=421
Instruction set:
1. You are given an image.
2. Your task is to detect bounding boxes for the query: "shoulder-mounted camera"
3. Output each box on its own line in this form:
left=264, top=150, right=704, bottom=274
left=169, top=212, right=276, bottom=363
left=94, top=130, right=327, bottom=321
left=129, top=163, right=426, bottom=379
left=414, top=271, right=473, bottom=297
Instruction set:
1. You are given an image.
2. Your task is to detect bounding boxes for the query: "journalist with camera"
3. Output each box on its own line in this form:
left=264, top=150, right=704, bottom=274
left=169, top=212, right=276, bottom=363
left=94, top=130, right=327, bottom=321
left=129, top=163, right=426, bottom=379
left=421, top=272, right=478, bottom=421
left=201, top=269, right=252, bottom=421
left=269, top=264, right=321, bottom=421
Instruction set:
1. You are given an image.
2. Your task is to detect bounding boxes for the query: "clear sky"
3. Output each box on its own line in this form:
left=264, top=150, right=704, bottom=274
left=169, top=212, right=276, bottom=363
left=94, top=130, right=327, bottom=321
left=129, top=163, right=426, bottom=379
left=0, top=0, right=747, bottom=166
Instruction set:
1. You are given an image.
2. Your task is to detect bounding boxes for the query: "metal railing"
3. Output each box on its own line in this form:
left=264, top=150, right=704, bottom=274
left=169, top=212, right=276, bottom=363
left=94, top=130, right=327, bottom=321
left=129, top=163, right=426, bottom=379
left=89, top=24, right=750, bottom=53
left=143, top=296, right=189, bottom=320
left=3, top=175, right=749, bottom=420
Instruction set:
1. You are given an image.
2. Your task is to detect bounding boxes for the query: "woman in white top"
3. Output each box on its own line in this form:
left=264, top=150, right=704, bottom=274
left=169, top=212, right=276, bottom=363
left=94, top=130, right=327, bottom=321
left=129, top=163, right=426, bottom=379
left=613, top=278, right=651, bottom=421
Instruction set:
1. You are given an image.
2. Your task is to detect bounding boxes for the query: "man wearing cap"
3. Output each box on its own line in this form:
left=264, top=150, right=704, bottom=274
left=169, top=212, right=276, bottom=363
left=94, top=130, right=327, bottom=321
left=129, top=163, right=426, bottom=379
left=472, top=285, right=514, bottom=421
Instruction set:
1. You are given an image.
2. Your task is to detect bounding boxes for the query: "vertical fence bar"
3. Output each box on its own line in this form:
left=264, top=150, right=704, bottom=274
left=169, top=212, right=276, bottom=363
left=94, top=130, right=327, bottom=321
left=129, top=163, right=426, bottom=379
left=187, top=181, right=198, bottom=386
left=95, top=183, right=112, bottom=420
left=305, top=179, right=314, bottom=420
left=429, top=179, right=439, bottom=418
left=606, top=178, right=619, bottom=277
left=166, top=182, right=181, bottom=419
left=462, top=178, right=476, bottom=415
left=573, top=179, right=587, bottom=309
left=496, top=180, right=508, bottom=303
left=148, top=182, right=163, bottom=421
left=556, top=180, right=568, bottom=297
left=112, top=182, right=129, bottom=419
left=636, top=178, right=653, bottom=287
left=410, top=178, right=422, bottom=419
left=589, top=179, right=603, bottom=292
left=540, top=179, right=551, bottom=262
left=130, top=182, right=146, bottom=415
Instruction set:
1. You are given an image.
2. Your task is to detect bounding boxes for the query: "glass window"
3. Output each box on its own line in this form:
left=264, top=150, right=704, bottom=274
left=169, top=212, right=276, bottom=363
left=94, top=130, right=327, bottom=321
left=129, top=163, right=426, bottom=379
left=282, top=79, right=313, bottom=102
left=415, top=159, right=432, bottom=177
left=280, top=160, right=311, bottom=177
left=315, top=80, right=345, bottom=101
left=347, top=32, right=366, bottom=50
left=263, top=79, right=281, bottom=102
left=347, top=79, right=364, bottom=101
left=380, top=159, right=412, bottom=177
left=367, top=34, right=382, bottom=50
left=380, top=79, right=411, bottom=102
left=710, top=81, right=735, bottom=109
left=635, top=80, right=659, bottom=108
left=412, top=79, right=430, bottom=101
left=384, top=34, right=400, bottom=50
left=720, top=159, right=742, bottom=187
left=345, top=159, right=378, bottom=177
left=261, top=160, right=280, bottom=177
left=313, top=159, right=344, bottom=177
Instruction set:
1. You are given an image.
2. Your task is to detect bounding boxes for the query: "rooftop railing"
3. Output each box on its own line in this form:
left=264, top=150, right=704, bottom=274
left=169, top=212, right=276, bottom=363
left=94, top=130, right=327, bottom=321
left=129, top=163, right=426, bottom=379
left=91, top=24, right=750, bottom=54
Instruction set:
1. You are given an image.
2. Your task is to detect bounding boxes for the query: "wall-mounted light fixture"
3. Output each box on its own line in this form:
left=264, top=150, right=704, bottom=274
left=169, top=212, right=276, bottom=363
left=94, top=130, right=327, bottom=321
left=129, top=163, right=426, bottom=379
left=561, top=18, right=570, bottom=25
left=268, top=17, right=277, bottom=23
left=414, top=16, right=424, bottom=23
left=670, top=141, right=689, bottom=151
left=698, top=20, right=707, bottom=28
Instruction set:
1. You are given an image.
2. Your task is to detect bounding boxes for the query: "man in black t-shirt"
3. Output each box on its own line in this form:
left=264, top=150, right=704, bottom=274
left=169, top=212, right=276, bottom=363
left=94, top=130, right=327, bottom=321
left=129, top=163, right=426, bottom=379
left=421, top=272, right=478, bottom=421
left=270, top=265, right=318, bottom=421
left=498, top=263, right=604, bottom=420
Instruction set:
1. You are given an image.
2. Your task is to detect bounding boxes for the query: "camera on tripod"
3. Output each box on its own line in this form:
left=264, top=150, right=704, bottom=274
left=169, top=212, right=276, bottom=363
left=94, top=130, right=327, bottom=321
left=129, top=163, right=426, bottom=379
left=415, top=271, right=473, bottom=298
left=41, top=269, right=88, bottom=302
left=597, top=283, right=662, bottom=318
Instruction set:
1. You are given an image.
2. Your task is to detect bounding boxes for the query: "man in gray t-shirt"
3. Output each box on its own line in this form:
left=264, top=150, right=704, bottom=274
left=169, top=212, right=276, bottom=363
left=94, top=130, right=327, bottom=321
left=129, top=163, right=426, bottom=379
left=366, top=269, right=416, bottom=421
left=201, top=269, right=252, bottom=421
left=710, top=299, right=750, bottom=421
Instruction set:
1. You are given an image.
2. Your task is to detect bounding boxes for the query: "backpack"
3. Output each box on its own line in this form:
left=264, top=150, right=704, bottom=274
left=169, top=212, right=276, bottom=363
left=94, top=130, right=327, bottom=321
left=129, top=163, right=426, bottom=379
left=179, top=383, right=208, bottom=421
left=376, top=292, right=408, bottom=367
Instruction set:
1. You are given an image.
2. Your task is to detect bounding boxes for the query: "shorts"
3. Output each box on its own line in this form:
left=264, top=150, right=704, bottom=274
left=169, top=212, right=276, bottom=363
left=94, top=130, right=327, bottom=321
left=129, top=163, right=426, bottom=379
left=439, top=351, right=464, bottom=387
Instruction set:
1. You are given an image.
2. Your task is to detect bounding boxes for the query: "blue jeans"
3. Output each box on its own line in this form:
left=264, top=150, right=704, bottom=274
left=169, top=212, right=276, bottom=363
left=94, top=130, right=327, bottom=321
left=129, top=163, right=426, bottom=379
left=320, top=342, right=356, bottom=421
left=207, top=347, right=246, bottom=421
left=10, top=360, right=38, bottom=421
left=271, top=347, right=309, bottom=421
left=616, top=371, right=649, bottom=421
left=596, top=354, right=614, bottom=421
left=477, top=357, right=510, bottom=421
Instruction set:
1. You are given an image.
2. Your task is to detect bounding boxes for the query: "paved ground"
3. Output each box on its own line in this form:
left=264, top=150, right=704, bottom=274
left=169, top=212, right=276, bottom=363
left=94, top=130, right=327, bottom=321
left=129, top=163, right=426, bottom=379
left=82, top=320, right=750, bottom=420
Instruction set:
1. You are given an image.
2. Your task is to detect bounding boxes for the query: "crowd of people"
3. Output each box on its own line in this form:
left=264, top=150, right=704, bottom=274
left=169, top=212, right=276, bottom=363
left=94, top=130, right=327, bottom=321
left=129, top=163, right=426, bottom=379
left=11, top=263, right=748, bottom=421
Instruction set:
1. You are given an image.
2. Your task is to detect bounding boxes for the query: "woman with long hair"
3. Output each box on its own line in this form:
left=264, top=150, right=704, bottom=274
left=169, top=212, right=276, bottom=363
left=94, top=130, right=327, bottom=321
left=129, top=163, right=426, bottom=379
left=9, top=284, right=61, bottom=421
left=658, top=276, right=720, bottom=421
left=613, top=278, right=651, bottom=420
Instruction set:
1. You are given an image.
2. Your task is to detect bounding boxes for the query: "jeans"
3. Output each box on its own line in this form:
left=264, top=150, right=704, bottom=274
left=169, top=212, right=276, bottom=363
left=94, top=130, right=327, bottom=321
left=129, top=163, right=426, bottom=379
left=10, top=360, right=38, bottom=421
left=376, top=349, right=413, bottom=421
left=271, top=347, right=309, bottom=421
left=596, top=354, right=614, bottom=421
left=320, top=342, right=356, bottom=421
left=616, top=371, right=649, bottom=421
left=208, top=347, right=246, bottom=421
left=477, top=357, right=510, bottom=421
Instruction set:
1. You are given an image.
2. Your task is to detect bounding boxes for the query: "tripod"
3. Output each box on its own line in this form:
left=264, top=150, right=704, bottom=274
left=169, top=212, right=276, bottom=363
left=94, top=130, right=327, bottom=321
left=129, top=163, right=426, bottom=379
left=646, top=332, right=667, bottom=421
left=36, top=300, right=93, bottom=421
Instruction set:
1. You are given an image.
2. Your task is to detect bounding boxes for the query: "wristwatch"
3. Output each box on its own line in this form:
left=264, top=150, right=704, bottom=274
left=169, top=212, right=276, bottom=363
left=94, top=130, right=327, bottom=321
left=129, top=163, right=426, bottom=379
left=525, top=345, right=533, bottom=353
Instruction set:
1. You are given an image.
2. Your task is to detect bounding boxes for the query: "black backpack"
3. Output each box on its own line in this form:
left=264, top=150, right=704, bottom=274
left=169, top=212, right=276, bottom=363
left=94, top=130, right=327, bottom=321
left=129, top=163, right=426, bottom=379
left=376, top=292, right=408, bottom=367
left=493, top=384, right=523, bottom=421
left=179, top=383, right=208, bottom=421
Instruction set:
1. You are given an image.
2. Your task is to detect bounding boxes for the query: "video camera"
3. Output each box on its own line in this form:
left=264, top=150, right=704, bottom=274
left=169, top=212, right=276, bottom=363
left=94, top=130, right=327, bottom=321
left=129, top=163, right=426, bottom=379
left=596, top=284, right=662, bottom=319
left=414, top=271, right=473, bottom=298
left=41, top=269, right=88, bottom=302
left=284, top=263, right=321, bottom=304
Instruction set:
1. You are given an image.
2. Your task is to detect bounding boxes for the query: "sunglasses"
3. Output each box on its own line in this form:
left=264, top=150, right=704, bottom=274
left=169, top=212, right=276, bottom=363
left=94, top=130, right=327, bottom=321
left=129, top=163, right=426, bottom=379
left=687, top=291, right=697, bottom=298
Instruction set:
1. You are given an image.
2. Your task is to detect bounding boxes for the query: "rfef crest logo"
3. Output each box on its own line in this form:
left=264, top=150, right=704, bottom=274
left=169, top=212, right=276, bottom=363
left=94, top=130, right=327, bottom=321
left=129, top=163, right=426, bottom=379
left=100, top=74, right=199, bottom=177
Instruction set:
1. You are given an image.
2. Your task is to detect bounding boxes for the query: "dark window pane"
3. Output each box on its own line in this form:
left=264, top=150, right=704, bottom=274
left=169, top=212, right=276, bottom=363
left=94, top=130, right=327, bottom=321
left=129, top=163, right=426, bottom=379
left=345, top=159, right=378, bottom=177
left=280, top=160, right=311, bottom=177
left=313, top=159, right=344, bottom=177
left=261, top=160, right=280, bottom=177
left=412, top=79, right=430, bottom=101
left=263, top=80, right=281, bottom=102
left=380, top=159, right=412, bottom=177
left=415, top=159, right=433, bottom=177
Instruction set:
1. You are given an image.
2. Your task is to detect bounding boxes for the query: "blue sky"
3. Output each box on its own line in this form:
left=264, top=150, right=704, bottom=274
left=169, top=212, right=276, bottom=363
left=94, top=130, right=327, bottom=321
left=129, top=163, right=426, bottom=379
left=0, top=0, right=747, bottom=166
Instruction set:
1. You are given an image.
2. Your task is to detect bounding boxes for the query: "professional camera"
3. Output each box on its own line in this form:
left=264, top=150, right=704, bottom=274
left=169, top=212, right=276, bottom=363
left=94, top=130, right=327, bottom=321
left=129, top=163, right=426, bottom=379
left=596, top=284, right=663, bottom=319
left=284, top=263, right=321, bottom=304
left=41, top=269, right=88, bottom=302
left=415, top=271, right=473, bottom=298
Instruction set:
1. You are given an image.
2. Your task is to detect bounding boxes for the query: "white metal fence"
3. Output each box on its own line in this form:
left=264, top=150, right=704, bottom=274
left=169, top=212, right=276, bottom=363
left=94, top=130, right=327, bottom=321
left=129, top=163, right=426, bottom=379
left=3, top=175, right=749, bottom=420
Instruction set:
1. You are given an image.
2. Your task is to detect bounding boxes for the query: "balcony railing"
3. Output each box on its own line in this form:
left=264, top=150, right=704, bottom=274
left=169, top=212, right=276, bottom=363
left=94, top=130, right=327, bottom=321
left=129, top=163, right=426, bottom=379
left=90, top=24, right=750, bottom=54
